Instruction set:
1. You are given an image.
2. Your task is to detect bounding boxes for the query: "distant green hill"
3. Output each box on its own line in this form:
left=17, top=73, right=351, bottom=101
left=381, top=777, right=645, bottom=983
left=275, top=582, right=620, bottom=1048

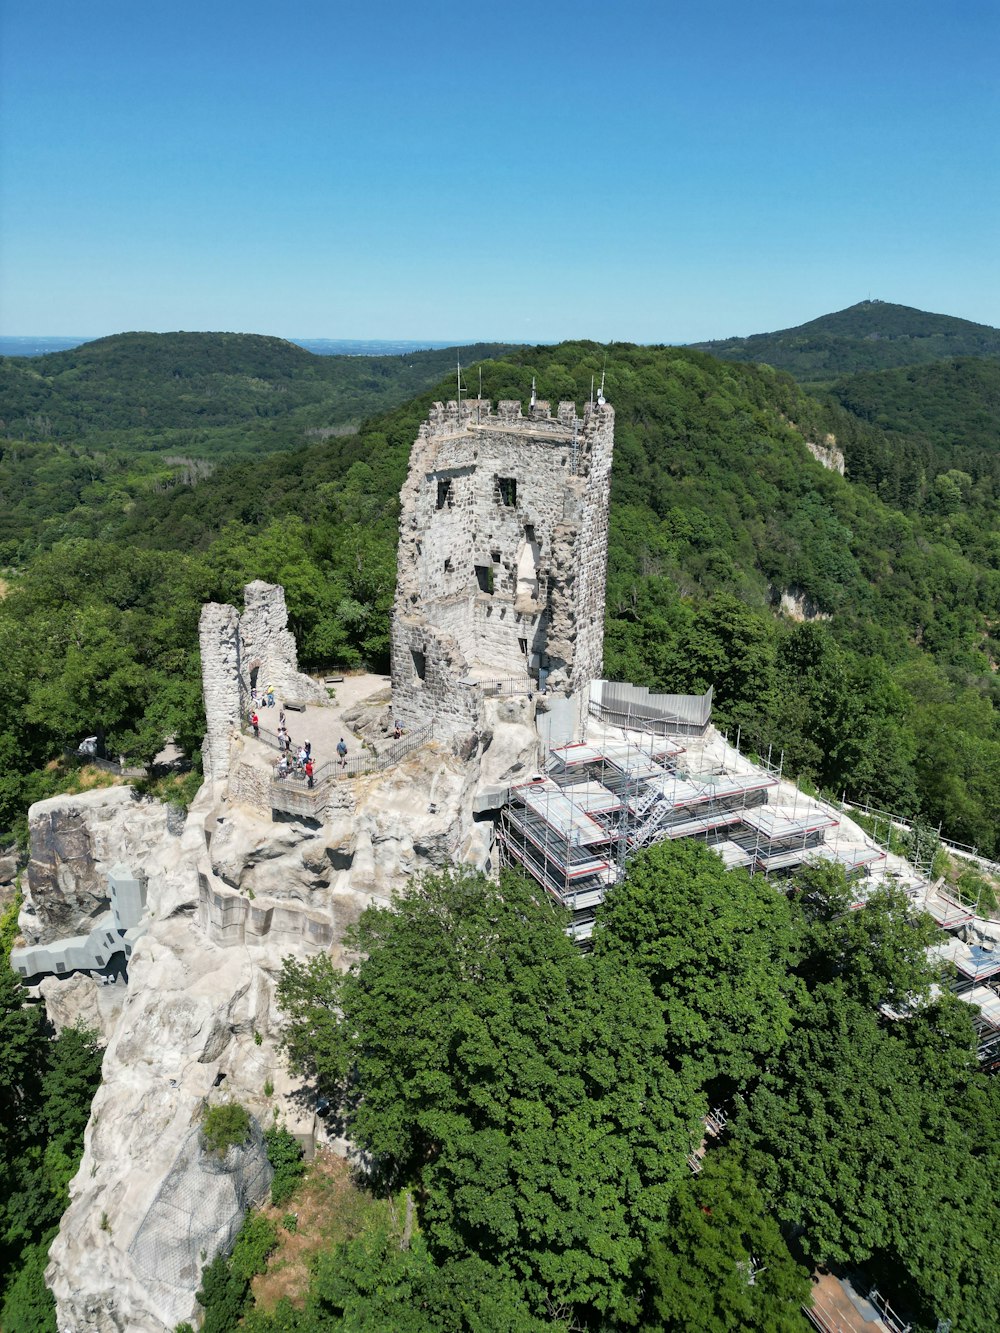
left=0, top=331, right=513, bottom=455
left=690, top=301, right=1000, bottom=381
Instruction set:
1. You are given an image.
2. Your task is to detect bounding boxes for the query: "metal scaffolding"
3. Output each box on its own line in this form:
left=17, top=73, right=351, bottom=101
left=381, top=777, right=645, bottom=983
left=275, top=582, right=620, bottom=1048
left=499, top=702, right=893, bottom=946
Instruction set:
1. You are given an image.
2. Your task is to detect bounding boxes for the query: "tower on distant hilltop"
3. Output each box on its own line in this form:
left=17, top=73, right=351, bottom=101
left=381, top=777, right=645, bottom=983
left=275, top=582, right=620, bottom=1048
left=391, top=394, right=615, bottom=746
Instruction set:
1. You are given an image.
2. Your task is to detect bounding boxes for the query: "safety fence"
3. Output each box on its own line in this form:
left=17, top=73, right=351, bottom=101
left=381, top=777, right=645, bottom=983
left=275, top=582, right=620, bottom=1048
left=269, top=723, right=433, bottom=812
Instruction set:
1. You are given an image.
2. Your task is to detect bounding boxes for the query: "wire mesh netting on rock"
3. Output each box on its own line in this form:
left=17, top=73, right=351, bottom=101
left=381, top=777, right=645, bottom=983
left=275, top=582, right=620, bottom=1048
left=127, top=1115, right=273, bottom=1290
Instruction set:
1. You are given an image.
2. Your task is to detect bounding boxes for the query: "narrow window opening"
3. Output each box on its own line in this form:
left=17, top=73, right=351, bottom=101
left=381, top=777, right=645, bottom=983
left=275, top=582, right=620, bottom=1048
left=95, top=955, right=105, bottom=967
left=411, top=649, right=427, bottom=681
left=444, top=557, right=453, bottom=573
left=475, top=565, right=494, bottom=594
left=436, top=478, right=453, bottom=509
left=524, top=524, right=535, bottom=543
left=518, top=637, right=528, bottom=655
left=496, top=476, right=517, bottom=507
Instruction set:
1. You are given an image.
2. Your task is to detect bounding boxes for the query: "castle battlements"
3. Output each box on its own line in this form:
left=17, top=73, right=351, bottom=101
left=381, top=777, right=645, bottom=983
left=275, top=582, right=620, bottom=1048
left=423, top=397, right=597, bottom=440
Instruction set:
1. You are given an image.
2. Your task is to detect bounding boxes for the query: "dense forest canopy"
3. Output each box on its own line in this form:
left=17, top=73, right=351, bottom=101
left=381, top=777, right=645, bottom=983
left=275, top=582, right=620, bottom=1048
left=255, top=856, right=1000, bottom=1332
left=2, top=324, right=1000, bottom=854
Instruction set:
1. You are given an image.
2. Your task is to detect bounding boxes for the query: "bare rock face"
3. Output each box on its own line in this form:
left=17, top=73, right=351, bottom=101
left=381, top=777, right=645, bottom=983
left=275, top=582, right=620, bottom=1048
left=37, top=974, right=127, bottom=1042
left=0, top=847, right=19, bottom=887
left=21, top=788, right=180, bottom=946
left=44, top=701, right=491, bottom=1328
left=805, top=436, right=846, bottom=475
left=47, top=916, right=295, bottom=1333
left=775, top=586, right=831, bottom=623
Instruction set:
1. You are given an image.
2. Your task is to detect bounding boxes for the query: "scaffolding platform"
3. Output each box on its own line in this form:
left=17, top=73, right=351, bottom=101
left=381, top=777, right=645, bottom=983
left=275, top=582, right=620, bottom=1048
left=931, top=939, right=1000, bottom=987
left=500, top=722, right=885, bottom=945
left=664, top=810, right=746, bottom=840
left=809, top=844, right=887, bottom=872
left=713, top=840, right=753, bottom=869
left=517, top=779, right=611, bottom=847
left=740, top=806, right=839, bottom=839
left=912, top=885, right=976, bottom=930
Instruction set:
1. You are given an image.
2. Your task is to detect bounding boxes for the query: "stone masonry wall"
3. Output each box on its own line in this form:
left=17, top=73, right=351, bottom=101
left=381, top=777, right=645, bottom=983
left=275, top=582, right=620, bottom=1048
left=199, top=603, right=242, bottom=785
left=392, top=397, right=615, bottom=738
left=199, top=582, right=326, bottom=784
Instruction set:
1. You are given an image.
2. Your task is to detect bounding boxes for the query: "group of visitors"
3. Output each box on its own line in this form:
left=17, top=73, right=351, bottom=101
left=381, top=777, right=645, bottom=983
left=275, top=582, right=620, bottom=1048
left=275, top=748, right=315, bottom=787
left=245, top=685, right=354, bottom=787
left=250, top=684, right=276, bottom=709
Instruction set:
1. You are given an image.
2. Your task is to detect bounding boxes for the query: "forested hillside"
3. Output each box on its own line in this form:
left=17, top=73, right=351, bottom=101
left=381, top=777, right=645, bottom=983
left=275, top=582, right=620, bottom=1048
left=828, top=355, right=1000, bottom=509
left=0, top=333, right=511, bottom=455
left=2, top=336, right=1000, bottom=855
left=691, top=300, right=1000, bottom=382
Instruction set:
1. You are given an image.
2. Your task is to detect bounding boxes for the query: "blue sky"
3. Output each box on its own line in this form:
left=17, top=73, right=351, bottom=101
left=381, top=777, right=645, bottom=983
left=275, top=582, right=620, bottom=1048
left=1, top=0, right=997, bottom=342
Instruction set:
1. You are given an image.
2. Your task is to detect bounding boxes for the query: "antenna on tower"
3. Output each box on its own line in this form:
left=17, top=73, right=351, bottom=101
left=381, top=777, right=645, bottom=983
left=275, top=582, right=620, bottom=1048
left=597, top=357, right=606, bottom=407
left=457, top=355, right=462, bottom=418
left=590, top=374, right=595, bottom=410
left=530, top=376, right=536, bottom=409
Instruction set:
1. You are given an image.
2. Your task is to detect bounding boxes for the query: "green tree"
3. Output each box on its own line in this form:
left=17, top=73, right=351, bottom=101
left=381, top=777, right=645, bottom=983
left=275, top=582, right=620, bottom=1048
left=201, top=1103, right=251, bottom=1157
left=279, top=870, right=700, bottom=1322
left=593, top=839, right=799, bottom=1090
left=643, top=1149, right=811, bottom=1332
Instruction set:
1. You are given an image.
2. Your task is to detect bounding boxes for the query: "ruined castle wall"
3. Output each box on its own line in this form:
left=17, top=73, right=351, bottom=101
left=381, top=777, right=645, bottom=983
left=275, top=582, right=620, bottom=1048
left=240, top=581, right=328, bottom=705
left=567, top=403, right=614, bottom=691
left=199, top=603, right=242, bottom=786
left=392, top=397, right=614, bottom=739
left=200, top=583, right=327, bottom=785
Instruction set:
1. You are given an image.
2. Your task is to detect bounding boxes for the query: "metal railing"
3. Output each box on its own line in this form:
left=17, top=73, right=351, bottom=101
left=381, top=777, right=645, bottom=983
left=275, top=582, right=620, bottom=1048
left=467, top=675, right=537, bottom=697
left=269, top=724, right=433, bottom=808
left=62, top=750, right=148, bottom=779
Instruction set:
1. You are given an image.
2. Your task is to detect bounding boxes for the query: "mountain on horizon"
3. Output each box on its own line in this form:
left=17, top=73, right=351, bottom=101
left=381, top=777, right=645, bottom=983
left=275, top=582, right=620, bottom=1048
left=690, top=300, right=1000, bottom=380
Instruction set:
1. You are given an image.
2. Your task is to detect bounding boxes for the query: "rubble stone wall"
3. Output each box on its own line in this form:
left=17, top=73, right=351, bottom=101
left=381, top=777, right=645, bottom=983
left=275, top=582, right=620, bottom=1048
left=199, top=603, right=242, bottom=786
left=199, top=582, right=326, bottom=784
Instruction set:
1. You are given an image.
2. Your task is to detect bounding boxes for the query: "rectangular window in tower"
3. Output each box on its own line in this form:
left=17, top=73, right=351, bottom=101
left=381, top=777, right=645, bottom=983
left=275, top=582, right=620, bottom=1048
left=518, top=637, right=528, bottom=655
left=411, top=649, right=427, bottom=681
left=475, top=565, right=494, bottom=594
left=443, top=557, right=453, bottom=573
left=496, top=477, right=517, bottom=507
left=436, top=478, right=453, bottom=509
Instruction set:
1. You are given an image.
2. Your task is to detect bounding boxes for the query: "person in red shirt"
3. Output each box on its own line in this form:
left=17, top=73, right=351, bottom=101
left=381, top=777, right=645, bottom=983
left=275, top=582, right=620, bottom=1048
left=251, top=711, right=259, bottom=739
left=305, top=757, right=314, bottom=789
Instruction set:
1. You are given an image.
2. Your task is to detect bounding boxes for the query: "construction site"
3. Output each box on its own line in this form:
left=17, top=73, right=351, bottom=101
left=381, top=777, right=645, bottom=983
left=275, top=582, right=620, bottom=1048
left=494, top=679, right=1000, bottom=1077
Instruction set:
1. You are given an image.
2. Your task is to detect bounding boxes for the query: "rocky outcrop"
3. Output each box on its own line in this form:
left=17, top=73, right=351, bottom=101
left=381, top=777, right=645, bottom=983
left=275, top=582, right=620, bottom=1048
left=37, top=974, right=127, bottom=1043
left=47, top=915, right=297, bottom=1332
left=805, top=435, right=845, bottom=475
left=774, top=586, right=831, bottom=623
left=44, top=706, right=493, bottom=1327
left=20, top=788, right=179, bottom=947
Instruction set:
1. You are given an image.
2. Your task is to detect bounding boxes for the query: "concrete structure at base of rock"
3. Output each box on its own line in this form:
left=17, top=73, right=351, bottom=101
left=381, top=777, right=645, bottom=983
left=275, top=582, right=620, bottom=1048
left=199, top=580, right=328, bottom=784
left=12, top=864, right=147, bottom=982
left=391, top=396, right=614, bottom=751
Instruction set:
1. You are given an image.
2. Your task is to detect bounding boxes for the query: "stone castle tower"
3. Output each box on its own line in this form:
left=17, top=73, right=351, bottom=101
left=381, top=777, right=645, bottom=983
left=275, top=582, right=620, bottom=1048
left=391, top=395, right=615, bottom=745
